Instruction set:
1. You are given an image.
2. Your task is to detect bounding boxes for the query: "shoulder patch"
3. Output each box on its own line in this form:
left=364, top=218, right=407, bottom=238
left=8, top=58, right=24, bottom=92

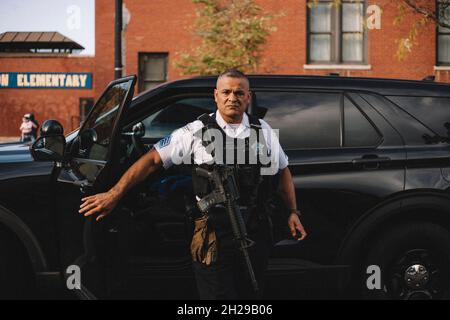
left=158, top=135, right=172, bottom=148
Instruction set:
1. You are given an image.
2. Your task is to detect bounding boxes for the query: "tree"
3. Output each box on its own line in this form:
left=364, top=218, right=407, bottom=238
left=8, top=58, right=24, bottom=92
left=398, top=0, right=450, bottom=29
left=393, top=0, right=449, bottom=60
left=174, top=0, right=279, bottom=75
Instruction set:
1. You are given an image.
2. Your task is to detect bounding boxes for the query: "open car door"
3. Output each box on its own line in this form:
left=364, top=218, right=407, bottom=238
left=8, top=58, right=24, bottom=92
left=55, top=76, right=136, bottom=299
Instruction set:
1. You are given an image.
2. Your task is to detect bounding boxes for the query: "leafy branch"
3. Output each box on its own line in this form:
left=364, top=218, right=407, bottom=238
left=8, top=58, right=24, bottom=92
left=174, top=0, right=281, bottom=75
left=392, top=0, right=449, bottom=60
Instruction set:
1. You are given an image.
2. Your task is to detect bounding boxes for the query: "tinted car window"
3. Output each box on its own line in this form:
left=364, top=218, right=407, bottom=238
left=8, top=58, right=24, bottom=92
left=387, top=96, right=450, bottom=139
left=361, top=93, right=436, bottom=146
left=142, top=97, right=216, bottom=139
left=77, top=80, right=133, bottom=160
left=256, top=91, right=341, bottom=149
left=344, top=96, right=381, bottom=147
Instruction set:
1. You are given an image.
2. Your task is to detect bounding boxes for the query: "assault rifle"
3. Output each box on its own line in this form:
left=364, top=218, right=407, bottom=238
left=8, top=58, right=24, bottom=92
left=195, top=165, right=259, bottom=294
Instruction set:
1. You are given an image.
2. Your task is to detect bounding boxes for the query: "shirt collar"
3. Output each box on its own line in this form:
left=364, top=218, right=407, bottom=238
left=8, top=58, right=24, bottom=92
left=215, top=111, right=250, bottom=130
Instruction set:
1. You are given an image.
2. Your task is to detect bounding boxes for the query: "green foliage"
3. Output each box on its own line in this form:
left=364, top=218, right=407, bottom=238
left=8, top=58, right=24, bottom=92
left=174, top=0, right=280, bottom=75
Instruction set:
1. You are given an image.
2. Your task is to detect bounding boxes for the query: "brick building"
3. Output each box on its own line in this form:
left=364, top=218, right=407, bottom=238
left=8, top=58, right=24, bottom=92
left=0, top=0, right=449, bottom=137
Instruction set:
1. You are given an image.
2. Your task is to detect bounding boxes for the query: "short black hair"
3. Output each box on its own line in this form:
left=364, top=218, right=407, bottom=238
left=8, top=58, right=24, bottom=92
left=216, top=69, right=249, bottom=87
left=218, top=68, right=246, bottom=78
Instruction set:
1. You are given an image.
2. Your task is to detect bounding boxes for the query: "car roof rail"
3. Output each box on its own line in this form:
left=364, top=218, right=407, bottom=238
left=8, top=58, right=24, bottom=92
left=422, top=75, right=435, bottom=82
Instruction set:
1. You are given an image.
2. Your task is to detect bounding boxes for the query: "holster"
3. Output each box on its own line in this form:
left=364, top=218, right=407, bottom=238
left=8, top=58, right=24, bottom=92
left=190, top=215, right=217, bottom=266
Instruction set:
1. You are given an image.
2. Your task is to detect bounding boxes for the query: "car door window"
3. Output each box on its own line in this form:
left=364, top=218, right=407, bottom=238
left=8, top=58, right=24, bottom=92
left=361, top=93, right=436, bottom=146
left=76, top=81, right=133, bottom=161
left=387, top=96, right=450, bottom=141
left=344, top=96, right=381, bottom=147
left=142, top=96, right=216, bottom=139
left=255, top=91, right=341, bottom=149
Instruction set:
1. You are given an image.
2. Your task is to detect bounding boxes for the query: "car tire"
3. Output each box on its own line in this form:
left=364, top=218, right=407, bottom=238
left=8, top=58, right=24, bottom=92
left=361, top=222, right=450, bottom=300
left=0, top=226, right=35, bottom=299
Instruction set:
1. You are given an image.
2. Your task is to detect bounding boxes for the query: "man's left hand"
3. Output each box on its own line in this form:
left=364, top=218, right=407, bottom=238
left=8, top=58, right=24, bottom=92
left=288, top=213, right=307, bottom=241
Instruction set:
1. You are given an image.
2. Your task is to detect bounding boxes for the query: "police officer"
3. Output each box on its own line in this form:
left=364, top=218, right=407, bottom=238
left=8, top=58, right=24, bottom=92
left=79, top=69, right=307, bottom=299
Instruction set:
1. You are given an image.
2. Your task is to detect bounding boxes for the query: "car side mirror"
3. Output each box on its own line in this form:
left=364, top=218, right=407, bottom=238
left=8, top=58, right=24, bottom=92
left=30, top=135, right=66, bottom=162
left=79, top=128, right=98, bottom=150
left=40, top=119, right=64, bottom=137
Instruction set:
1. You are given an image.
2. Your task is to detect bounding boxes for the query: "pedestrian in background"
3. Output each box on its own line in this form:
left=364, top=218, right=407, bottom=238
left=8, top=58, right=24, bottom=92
left=19, top=113, right=38, bottom=143
left=28, top=113, right=39, bottom=140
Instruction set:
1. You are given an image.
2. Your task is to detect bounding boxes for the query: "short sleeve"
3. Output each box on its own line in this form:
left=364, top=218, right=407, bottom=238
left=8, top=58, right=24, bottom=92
left=153, top=121, right=202, bottom=169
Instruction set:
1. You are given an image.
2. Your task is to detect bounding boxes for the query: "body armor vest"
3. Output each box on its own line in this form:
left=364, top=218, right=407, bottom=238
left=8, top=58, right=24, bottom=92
left=191, top=113, right=272, bottom=210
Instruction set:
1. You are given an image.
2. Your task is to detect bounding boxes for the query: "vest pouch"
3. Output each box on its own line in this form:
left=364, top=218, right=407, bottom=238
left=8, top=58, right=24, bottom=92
left=191, top=216, right=217, bottom=266
left=237, top=166, right=261, bottom=187
left=236, top=165, right=262, bottom=205
left=191, top=167, right=211, bottom=197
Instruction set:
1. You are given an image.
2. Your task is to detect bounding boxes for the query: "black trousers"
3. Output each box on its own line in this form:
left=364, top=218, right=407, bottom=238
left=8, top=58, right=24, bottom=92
left=192, top=215, right=273, bottom=300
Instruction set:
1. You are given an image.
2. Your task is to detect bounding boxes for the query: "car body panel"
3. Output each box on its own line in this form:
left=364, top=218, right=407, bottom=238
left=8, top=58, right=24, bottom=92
left=0, top=75, right=449, bottom=298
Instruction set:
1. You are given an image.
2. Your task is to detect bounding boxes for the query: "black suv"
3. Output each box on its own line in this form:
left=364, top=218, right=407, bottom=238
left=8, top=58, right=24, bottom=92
left=1, top=75, right=450, bottom=300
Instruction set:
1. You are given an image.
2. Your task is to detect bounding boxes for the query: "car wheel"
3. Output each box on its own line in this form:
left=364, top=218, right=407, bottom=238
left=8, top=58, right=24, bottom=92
left=0, top=226, right=35, bottom=299
left=361, top=222, right=450, bottom=300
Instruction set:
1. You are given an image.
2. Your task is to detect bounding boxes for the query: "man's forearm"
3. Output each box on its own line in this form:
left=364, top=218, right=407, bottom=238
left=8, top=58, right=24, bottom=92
left=109, top=149, right=162, bottom=200
left=278, top=167, right=297, bottom=210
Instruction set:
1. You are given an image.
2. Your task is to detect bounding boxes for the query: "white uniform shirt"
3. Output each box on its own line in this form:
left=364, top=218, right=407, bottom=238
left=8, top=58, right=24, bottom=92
left=154, top=112, right=288, bottom=175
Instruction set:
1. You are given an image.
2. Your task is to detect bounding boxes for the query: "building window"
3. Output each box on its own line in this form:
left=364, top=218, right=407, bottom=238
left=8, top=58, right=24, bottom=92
left=307, top=0, right=367, bottom=64
left=138, top=53, right=168, bottom=92
left=79, top=97, right=94, bottom=124
left=437, top=0, right=450, bottom=65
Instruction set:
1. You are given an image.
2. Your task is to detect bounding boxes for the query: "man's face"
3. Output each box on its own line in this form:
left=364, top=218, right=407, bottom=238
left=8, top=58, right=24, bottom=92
left=214, top=76, right=251, bottom=122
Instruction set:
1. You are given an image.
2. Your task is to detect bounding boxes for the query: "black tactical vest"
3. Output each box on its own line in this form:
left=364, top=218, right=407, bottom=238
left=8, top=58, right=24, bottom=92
left=191, top=113, right=273, bottom=210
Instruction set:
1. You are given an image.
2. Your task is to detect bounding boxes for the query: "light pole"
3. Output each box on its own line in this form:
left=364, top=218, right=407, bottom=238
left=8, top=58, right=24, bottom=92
left=115, top=0, right=123, bottom=79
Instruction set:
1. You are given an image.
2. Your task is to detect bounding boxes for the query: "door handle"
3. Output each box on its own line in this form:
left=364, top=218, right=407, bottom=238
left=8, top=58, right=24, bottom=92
left=73, top=179, right=93, bottom=194
left=351, top=156, right=391, bottom=165
left=352, top=155, right=391, bottom=170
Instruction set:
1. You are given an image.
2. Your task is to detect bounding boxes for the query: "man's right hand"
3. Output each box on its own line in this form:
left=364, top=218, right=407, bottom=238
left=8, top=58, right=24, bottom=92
left=78, top=149, right=164, bottom=222
left=79, top=191, right=120, bottom=221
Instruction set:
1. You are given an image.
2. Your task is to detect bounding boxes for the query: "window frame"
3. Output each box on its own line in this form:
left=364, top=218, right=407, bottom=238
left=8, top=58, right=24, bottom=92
left=343, top=93, right=383, bottom=148
left=307, top=0, right=368, bottom=65
left=138, top=52, right=168, bottom=93
left=254, top=89, right=343, bottom=151
left=74, top=76, right=136, bottom=161
left=253, top=88, right=382, bottom=151
left=79, top=97, right=94, bottom=124
left=436, top=0, right=450, bottom=66
left=385, top=94, right=450, bottom=141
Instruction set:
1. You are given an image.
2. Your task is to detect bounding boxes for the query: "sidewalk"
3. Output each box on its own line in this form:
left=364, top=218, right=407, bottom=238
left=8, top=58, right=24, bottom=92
left=0, top=137, right=21, bottom=143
